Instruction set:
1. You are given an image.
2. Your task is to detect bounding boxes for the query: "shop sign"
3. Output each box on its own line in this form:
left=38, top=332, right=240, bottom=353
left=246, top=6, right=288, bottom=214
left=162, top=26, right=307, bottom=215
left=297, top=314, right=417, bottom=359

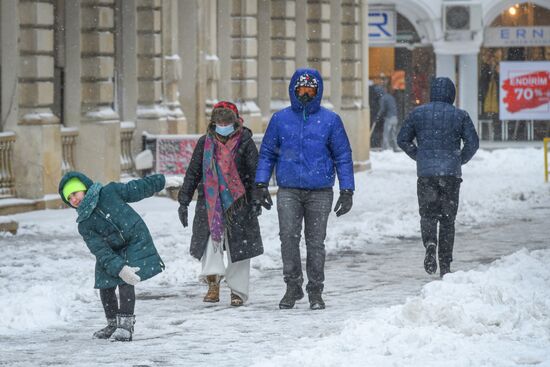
left=369, top=7, right=396, bottom=45
left=484, top=27, right=550, bottom=47
left=500, top=61, right=550, bottom=120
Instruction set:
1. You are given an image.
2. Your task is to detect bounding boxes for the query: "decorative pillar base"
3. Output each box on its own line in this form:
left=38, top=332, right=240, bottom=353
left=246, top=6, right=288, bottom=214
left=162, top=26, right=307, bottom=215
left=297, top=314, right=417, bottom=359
left=167, top=115, right=188, bottom=134
left=13, top=124, right=62, bottom=199
left=239, top=102, right=264, bottom=133
left=134, top=114, right=169, bottom=156
left=76, top=120, right=121, bottom=183
left=340, top=107, right=370, bottom=163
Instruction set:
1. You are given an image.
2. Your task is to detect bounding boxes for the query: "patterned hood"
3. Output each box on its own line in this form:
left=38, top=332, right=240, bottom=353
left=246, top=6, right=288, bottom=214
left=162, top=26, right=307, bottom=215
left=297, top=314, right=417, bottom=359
left=289, top=68, right=324, bottom=114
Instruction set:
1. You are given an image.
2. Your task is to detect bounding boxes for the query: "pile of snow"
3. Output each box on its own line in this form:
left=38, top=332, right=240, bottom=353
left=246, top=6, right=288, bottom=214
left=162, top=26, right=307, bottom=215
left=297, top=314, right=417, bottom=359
left=253, top=248, right=550, bottom=367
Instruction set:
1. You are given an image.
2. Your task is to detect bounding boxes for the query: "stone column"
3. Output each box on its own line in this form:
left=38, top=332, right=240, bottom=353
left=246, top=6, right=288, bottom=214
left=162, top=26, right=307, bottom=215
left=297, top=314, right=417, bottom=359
left=436, top=53, right=457, bottom=87
left=339, top=0, right=368, bottom=164
left=179, top=0, right=201, bottom=133
left=162, top=0, right=187, bottom=134
left=358, top=0, right=371, bottom=165
left=257, top=0, right=271, bottom=121
left=79, top=0, right=121, bottom=182
left=135, top=0, right=168, bottom=141
left=270, top=0, right=296, bottom=114
left=229, top=0, right=262, bottom=132
left=329, top=0, right=342, bottom=112
left=115, top=0, right=137, bottom=123
left=12, top=0, right=62, bottom=199
left=204, top=0, right=220, bottom=125
left=459, top=53, right=479, bottom=129
left=64, top=0, right=82, bottom=127
left=295, top=0, right=307, bottom=68
left=307, top=0, right=332, bottom=107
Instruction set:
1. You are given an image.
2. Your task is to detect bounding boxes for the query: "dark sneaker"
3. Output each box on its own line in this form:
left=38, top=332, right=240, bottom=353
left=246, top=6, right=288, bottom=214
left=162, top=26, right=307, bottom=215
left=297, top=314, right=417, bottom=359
left=93, top=318, right=117, bottom=339
left=440, top=262, right=451, bottom=278
left=424, top=243, right=437, bottom=275
left=308, top=292, right=325, bottom=310
left=279, top=284, right=304, bottom=309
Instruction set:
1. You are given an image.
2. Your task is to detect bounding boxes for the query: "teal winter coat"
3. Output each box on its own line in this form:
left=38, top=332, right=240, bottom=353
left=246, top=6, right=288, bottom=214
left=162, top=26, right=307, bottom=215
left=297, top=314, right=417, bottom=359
left=59, top=171, right=166, bottom=289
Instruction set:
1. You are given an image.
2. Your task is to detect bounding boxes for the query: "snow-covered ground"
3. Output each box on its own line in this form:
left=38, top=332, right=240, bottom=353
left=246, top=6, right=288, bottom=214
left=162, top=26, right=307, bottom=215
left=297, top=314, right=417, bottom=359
left=1, top=148, right=549, bottom=366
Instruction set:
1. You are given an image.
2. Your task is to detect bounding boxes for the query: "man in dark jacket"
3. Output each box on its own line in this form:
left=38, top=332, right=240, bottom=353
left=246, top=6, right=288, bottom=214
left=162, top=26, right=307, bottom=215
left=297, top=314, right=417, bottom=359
left=397, top=77, right=479, bottom=278
left=253, top=68, right=355, bottom=310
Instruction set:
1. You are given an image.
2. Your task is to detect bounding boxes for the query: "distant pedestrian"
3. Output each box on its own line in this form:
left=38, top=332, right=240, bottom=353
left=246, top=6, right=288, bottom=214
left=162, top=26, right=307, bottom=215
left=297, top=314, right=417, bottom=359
left=375, top=84, right=399, bottom=151
left=177, top=101, right=263, bottom=307
left=253, top=68, right=355, bottom=310
left=59, top=171, right=171, bottom=341
left=397, top=77, right=479, bottom=278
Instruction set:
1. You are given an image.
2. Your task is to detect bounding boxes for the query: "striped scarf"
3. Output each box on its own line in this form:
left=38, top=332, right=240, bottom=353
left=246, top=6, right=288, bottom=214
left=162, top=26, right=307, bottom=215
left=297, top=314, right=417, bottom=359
left=202, top=129, right=245, bottom=243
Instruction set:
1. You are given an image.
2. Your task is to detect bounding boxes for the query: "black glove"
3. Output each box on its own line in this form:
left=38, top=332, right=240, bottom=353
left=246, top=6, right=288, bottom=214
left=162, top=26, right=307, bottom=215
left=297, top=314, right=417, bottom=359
left=178, top=205, right=188, bottom=227
left=251, top=183, right=273, bottom=214
left=334, top=190, right=353, bottom=217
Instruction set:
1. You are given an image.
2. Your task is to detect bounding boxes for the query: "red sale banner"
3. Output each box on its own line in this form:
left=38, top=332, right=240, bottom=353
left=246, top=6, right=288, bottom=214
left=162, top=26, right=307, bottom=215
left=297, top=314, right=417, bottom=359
left=499, top=62, right=550, bottom=120
left=502, top=71, right=550, bottom=113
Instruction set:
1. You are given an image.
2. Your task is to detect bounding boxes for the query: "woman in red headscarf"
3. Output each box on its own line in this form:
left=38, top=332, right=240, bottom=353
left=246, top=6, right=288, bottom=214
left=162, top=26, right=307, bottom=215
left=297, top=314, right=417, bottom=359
left=177, top=101, right=263, bottom=306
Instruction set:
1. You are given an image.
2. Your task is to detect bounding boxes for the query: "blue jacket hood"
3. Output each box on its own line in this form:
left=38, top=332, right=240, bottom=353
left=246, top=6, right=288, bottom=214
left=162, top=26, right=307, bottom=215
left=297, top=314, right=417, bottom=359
left=430, top=77, right=456, bottom=104
left=289, top=68, right=323, bottom=114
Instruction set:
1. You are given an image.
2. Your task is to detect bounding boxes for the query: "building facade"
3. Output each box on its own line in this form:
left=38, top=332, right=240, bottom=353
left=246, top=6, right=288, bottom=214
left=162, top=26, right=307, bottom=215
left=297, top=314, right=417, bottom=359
left=0, top=0, right=371, bottom=206
left=1, top=0, right=548, bottom=206
left=367, top=0, right=550, bottom=147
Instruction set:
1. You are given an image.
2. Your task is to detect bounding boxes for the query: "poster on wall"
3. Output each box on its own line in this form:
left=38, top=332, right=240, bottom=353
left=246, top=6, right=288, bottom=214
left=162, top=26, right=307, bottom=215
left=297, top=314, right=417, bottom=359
left=155, top=136, right=198, bottom=175
left=499, top=61, right=550, bottom=120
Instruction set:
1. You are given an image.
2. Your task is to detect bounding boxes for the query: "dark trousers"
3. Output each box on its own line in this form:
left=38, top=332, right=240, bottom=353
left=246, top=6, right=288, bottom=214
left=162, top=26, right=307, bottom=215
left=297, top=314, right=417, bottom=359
left=99, top=284, right=135, bottom=319
left=417, top=176, right=462, bottom=265
left=277, top=188, right=333, bottom=293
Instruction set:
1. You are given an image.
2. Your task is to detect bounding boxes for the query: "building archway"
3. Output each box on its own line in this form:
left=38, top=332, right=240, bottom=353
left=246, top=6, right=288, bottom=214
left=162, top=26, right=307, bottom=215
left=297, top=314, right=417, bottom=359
left=369, top=5, right=436, bottom=148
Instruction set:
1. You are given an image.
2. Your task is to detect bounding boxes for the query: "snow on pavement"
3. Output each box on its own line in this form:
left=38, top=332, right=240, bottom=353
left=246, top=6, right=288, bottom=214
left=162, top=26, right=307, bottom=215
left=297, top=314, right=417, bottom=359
left=0, top=148, right=549, bottom=366
left=254, top=248, right=550, bottom=367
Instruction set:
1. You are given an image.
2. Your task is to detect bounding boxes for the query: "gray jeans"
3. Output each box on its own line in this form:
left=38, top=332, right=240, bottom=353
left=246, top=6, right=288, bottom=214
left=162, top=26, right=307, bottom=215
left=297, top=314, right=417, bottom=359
left=277, top=188, right=334, bottom=293
left=382, top=116, right=398, bottom=151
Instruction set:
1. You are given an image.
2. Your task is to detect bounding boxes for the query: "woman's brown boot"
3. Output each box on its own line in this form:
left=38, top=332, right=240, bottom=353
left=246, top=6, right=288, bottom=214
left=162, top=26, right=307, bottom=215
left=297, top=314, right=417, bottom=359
left=203, top=275, right=220, bottom=302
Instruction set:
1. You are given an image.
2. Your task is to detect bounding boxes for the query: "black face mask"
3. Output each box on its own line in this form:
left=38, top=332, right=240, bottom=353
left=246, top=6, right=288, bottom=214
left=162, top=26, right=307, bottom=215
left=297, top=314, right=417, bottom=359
left=297, top=93, right=315, bottom=105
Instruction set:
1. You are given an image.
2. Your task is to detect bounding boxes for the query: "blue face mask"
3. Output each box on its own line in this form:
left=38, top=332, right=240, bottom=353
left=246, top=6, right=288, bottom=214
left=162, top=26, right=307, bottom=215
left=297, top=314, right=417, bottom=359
left=215, top=124, right=235, bottom=136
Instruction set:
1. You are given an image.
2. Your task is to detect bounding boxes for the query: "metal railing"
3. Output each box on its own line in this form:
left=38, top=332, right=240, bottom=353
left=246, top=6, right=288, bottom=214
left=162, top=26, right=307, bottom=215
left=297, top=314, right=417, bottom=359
left=0, top=132, right=16, bottom=198
left=61, top=127, right=78, bottom=175
left=120, top=122, right=135, bottom=175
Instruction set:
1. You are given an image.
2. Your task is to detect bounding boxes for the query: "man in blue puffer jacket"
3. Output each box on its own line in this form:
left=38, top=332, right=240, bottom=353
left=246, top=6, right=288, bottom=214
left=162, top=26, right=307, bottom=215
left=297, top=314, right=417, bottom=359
left=398, top=77, right=479, bottom=278
left=253, top=68, right=355, bottom=310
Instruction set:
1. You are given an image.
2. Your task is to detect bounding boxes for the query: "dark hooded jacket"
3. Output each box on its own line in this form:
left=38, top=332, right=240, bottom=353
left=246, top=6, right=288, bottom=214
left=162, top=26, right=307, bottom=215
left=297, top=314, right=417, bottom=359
left=255, top=68, right=355, bottom=190
left=58, top=171, right=165, bottom=289
left=177, top=125, right=263, bottom=263
left=397, top=77, right=479, bottom=177
left=374, top=86, right=398, bottom=121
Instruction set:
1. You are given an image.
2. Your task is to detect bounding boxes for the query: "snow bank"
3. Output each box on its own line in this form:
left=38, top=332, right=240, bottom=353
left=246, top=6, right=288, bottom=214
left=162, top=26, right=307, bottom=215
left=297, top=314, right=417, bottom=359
left=253, top=248, right=550, bottom=367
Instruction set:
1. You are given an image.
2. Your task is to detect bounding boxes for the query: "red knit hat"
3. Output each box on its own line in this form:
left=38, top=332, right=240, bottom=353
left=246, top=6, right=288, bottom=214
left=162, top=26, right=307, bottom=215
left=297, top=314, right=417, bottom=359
left=212, top=101, right=243, bottom=124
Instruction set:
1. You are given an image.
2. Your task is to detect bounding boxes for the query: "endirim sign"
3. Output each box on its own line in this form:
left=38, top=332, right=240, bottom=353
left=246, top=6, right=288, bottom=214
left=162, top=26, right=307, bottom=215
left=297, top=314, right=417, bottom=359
left=499, top=61, right=550, bottom=120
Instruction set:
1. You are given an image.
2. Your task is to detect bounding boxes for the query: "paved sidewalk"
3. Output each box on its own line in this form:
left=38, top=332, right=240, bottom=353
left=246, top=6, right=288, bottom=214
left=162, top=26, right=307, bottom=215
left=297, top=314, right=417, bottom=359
left=1, top=196, right=549, bottom=366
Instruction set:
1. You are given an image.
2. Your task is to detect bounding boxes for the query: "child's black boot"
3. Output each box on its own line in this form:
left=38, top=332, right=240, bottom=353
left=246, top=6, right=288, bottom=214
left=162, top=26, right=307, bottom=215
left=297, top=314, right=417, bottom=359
left=93, top=318, right=117, bottom=339
left=110, top=314, right=135, bottom=342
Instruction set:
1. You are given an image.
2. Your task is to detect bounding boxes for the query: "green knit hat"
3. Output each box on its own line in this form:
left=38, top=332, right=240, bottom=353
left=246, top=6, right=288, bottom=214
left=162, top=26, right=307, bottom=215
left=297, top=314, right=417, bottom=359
left=62, top=177, right=87, bottom=201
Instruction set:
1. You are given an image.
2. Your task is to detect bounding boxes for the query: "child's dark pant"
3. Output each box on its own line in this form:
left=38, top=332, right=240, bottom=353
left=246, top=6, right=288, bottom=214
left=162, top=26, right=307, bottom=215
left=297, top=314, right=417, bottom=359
left=100, top=284, right=135, bottom=318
